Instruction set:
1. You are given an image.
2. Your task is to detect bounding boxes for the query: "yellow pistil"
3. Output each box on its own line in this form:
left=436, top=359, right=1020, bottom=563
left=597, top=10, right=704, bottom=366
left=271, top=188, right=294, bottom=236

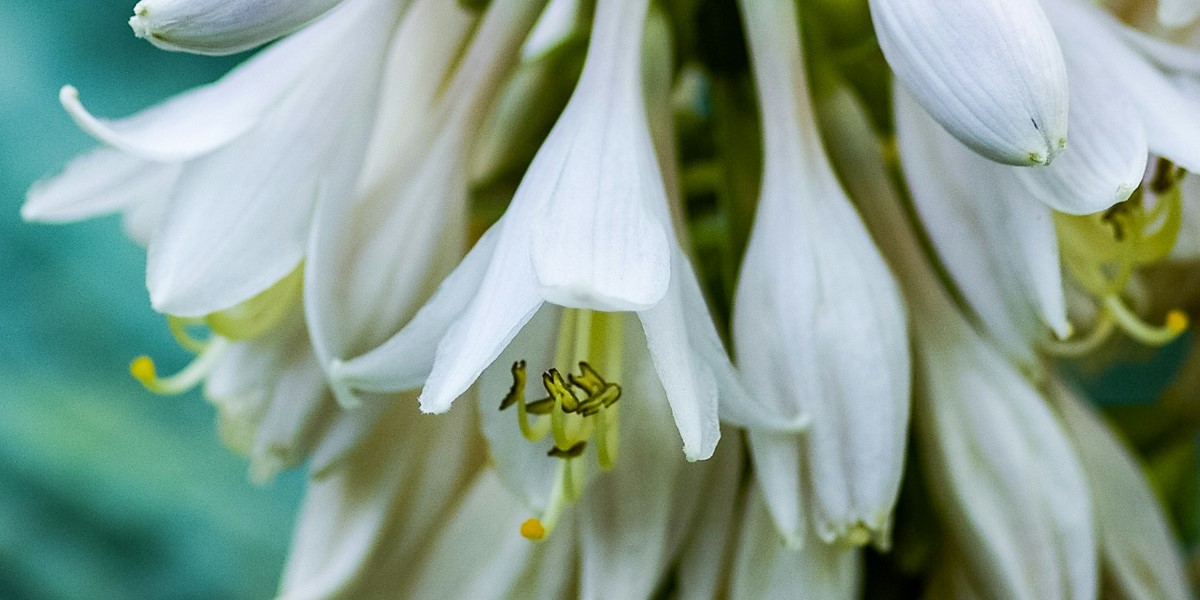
left=129, top=336, right=229, bottom=395
left=499, top=309, right=626, bottom=541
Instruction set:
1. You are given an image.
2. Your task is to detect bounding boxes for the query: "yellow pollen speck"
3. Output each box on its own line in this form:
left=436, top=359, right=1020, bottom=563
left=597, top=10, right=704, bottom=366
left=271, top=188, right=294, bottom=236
left=520, top=518, right=546, bottom=541
left=844, top=523, right=871, bottom=547
left=130, top=356, right=156, bottom=384
left=1166, top=310, right=1189, bottom=333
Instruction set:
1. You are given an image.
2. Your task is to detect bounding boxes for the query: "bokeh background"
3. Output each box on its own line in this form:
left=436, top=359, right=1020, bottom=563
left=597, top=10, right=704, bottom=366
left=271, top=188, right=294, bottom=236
left=0, top=2, right=303, bottom=598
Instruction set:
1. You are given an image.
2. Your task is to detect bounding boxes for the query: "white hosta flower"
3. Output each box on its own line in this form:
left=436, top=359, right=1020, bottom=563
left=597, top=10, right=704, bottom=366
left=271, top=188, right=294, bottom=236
left=895, top=87, right=1070, bottom=365
left=129, top=0, right=353, bottom=55
left=729, top=492, right=862, bottom=600
left=868, top=0, right=1069, bottom=165
left=844, top=91, right=1097, bottom=600
left=734, top=0, right=909, bottom=548
left=283, top=320, right=743, bottom=599
left=331, top=0, right=787, bottom=461
left=1051, top=379, right=1192, bottom=600
left=26, top=0, right=406, bottom=318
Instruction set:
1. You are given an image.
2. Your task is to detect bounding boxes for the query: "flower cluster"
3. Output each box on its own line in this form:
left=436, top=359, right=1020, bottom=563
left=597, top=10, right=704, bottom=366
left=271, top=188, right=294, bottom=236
left=25, top=0, right=1200, bottom=597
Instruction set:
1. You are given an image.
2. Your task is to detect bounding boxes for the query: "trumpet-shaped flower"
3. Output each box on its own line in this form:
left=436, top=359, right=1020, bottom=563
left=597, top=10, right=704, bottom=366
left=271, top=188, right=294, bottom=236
left=830, top=81, right=1097, bottom=600
left=331, top=0, right=786, bottom=461
left=869, top=0, right=1069, bottom=166
left=129, top=0, right=353, bottom=55
left=733, top=0, right=909, bottom=548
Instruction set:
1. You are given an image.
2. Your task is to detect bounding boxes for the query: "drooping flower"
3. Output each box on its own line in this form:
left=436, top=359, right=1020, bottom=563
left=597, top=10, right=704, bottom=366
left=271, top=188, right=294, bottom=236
left=733, top=0, right=909, bottom=548
left=868, top=0, right=1069, bottom=166
left=128, top=0, right=350, bottom=55
left=331, top=0, right=791, bottom=462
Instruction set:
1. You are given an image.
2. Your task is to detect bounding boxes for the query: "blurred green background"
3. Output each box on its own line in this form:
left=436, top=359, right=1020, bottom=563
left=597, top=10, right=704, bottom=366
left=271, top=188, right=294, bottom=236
left=0, top=2, right=303, bottom=598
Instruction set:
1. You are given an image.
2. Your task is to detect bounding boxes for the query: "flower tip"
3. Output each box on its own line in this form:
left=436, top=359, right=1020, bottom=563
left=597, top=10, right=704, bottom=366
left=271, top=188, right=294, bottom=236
left=128, top=3, right=153, bottom=39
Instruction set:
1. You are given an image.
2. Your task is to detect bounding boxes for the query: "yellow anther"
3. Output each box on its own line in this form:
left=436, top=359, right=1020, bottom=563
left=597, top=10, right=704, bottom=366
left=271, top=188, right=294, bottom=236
left=1167, top=310, right=1189, bottom=334
left=130, top=356, right=157, bottom=385
left=520, top=518, right=546, bottom=541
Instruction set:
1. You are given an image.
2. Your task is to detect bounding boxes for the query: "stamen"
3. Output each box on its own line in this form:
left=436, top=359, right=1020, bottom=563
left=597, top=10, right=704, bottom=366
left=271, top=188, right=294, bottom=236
left=844, top=522, right=872, bottom=548
left=167, top=316, right=209, bottom=353
left=1104, top=296, right=1188, bottom=346
left=130, top=337, right=230, bottom=395
left=1043, top=311, right=1117, bottom=358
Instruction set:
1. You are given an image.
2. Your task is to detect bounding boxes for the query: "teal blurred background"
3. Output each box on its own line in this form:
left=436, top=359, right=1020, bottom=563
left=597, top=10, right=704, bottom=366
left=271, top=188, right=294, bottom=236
left=0, top=2, right=303, bottom=598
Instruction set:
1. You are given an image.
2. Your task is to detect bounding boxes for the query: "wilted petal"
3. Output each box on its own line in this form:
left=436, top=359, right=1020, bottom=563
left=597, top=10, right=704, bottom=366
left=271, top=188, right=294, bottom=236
left=736, top=0, right=910, bottom=547
left=146, top=1, right=399, bottom=316
left=129, top=0, right=355, bottom=55
left=23, top=147, right=179, bottom=223
left=730, top=492, right=863, bottom=600
left=896, top=86, right=1068, bottom=364
left=1052, top=379, right=1191, bottom=600
left=528, top=0, right=670, bottom=312
left=869, top=0, right=1068, bottom=165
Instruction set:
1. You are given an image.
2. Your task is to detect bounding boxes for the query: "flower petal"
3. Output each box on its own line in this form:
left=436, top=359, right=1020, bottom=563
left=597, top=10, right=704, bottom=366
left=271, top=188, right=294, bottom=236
left=1013, top=36, right=1147, bottom=215
left=745, top=432, right=805, bottom=547
left=673, top=432, right=745, bottom=600
left=913, top=306, right=1096, bottom=600
left=22, top=147, right=180, bottom=223
left=330, top=225, right=502, bottom=400
left=730, top=492, right=863, bottom=600
left=896, top=86, right=1069, bottom=363
left=637, top=248, right=721, bottom=461
left=145, top=4, right=396, bottom=316
left=1052, top=379, right=1191, bottom=600
left=60, top=0, right=366, bottom=162
left=869, top=0, right=1068, bottom=165
left=278, top=400, right=485, bottom=600
left=529, top=0, right=670, bottom=312
left=1044, top=0, right=1200, bottom=172
left=129, top=0, right=351, bottom=55
left=1158, top=0, right=1200, bottom=28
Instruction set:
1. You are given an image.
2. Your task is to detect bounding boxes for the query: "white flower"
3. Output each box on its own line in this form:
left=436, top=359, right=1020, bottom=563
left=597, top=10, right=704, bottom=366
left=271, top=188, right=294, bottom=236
left=868, top=0, right=1069, bottom=165
left=331, top=0, right=788, bottom=461
left=26, top=0, right=406, bottom=317
left=282, top=320, right=746, bottom=598
left=128, top=0, right=352, bottom=55
left=1050, top=379, right=1192, bottom=600
left=1158, top=0, right=1200, bottom=29
left=733, top=0, right=909, bottom=548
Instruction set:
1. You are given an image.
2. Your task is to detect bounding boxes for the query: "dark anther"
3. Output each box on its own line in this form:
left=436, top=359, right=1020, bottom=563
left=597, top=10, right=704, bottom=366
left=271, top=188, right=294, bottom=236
left=547, top=441, right=587, bottom=459
left=500, top=360, right=527, bottom=411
